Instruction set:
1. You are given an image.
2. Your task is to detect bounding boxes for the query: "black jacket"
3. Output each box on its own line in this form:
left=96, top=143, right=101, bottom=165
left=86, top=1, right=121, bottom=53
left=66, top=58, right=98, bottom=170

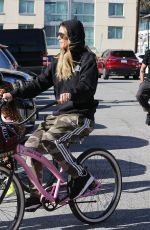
left=11, top=20, right=98, bottom=120
left=143, top=50, right=150, bottom=78
left=11, top=49, right=98, bottom=120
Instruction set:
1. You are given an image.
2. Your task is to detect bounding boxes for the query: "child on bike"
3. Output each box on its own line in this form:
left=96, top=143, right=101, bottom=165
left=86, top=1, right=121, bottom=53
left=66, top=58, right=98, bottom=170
left=3, top=19, right=99, bottom=211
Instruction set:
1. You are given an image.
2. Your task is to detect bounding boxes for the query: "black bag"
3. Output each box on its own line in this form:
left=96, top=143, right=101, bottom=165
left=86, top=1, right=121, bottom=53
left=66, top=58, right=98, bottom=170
left=0, top=120, right=18, bottom=158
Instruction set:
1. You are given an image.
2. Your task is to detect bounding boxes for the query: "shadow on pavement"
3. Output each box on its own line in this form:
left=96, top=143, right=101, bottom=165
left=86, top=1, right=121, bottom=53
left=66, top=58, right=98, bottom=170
left=71, top=135, right=149, bottom=151
left=122, top=180, right=150, bottom=193
left=118, top=159, right=146, bottom=178
left=21, top=207, right=150, bottom=230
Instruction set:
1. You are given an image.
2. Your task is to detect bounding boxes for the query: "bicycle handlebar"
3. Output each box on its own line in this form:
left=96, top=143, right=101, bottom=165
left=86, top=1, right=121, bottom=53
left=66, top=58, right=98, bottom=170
left=0, top=99, right=57, bottom=126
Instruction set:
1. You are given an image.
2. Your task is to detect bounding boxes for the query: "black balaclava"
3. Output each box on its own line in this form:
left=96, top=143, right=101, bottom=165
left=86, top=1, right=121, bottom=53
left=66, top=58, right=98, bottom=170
left=60, top=19, right=85, bottom=52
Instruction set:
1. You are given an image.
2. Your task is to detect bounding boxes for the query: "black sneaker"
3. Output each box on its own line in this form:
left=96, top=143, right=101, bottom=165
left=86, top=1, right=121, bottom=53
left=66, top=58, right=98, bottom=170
left=68, top=172, right=94, bottom=200
left=25, top=196, right=42, bottom=212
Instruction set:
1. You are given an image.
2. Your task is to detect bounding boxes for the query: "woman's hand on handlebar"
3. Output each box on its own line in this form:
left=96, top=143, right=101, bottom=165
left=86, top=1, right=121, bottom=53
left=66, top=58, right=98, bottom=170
left=58, top=93, right=71, bottom=104
left=2, top=93, right=13, bottom=102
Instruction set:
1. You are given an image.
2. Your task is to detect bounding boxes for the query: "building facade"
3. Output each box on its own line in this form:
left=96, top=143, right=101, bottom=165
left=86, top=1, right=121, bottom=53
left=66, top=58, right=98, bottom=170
left=0, top=0, right=138, bottom=56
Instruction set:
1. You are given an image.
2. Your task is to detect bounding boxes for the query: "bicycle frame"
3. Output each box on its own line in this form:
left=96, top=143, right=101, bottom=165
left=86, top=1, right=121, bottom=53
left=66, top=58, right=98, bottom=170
left=14, top=144, right=66, bottom=203
left=14, top=144, right=101, bottom=205
left=0, top=100, right=101, bottom=206
left=0, top=100, right=122, bottom=227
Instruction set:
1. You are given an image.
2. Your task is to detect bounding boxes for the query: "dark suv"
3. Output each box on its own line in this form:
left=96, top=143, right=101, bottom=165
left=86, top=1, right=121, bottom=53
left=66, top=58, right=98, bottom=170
left=97, top=49, right=139, bottom=79
left=0, top=29, right=48, bottom=75
left=0, top=44, right=37, bottom=78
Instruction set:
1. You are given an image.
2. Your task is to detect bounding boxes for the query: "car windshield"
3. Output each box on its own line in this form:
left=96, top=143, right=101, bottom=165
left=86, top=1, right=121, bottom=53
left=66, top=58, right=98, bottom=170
left=0, top=49, right=13, bottom=69
left=111, top=51, right=136, bottom=58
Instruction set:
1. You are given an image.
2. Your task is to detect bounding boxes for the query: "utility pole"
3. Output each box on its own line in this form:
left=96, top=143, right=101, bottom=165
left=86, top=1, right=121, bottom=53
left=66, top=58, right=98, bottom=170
left=135, top=0, right=140, bottom=53
left=147, top=18, right=149, bottom=49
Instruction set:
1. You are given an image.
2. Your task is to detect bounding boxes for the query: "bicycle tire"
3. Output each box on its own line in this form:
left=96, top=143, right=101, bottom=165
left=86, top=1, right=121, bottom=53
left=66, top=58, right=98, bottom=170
left=69, top=148, right=122, bottom=224
left=0, top=165, right=25, bottom=230
left=15, top=158, right=59, bottom=193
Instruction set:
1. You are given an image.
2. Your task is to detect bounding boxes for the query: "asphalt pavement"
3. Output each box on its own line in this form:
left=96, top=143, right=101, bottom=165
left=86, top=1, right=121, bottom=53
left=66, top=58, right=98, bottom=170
left=20, top=76, right=150, bottom=230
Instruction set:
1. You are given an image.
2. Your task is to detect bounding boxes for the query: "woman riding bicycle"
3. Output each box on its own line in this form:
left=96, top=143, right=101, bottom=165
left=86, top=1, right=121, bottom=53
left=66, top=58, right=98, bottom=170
left=2, top=19, right=98, bottom=211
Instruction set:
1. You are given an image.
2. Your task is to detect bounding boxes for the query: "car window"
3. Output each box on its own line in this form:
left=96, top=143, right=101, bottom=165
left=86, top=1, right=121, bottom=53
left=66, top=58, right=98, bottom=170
left=2, top=48, right=17, bottom=64
left=0, top=49, right=13, bottom=69
left=101, top=52, right=105, bottom=58
left=111, top=51, right=136, bottom=58
left=101, top=50, right=109, bottom=58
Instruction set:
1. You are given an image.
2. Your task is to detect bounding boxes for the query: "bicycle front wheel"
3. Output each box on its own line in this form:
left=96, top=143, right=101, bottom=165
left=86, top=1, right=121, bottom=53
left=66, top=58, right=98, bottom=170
left=69, top=148, right=122, bottom=224
left=0, top=165, right=25, bottom=230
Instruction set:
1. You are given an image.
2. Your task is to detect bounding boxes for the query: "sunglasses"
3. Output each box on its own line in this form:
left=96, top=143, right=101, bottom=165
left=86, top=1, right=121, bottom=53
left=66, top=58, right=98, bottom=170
left=57, top=32, right=68, bottom=39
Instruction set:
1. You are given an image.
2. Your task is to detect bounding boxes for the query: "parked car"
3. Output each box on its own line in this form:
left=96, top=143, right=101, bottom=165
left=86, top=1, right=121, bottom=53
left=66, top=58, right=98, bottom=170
left=0, top=44, right=18, bottom=70
left=135, top=52, right=149, bottom=76
left=97, top=49, right=140, bottom=79
left=0, top=29, right=48, bottom=75
left=0, top=44, right=37, bottom=78
left=0, top=68, right=36, bottom=134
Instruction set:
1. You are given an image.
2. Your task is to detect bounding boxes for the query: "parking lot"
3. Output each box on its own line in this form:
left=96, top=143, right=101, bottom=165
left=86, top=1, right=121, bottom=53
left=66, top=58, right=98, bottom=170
left=20, top=77, right=150, bottom=230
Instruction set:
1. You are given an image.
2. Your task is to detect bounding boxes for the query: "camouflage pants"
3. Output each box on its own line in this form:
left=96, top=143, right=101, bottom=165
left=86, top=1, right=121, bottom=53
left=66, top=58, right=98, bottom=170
left=25, top=113, right=94, bottom=187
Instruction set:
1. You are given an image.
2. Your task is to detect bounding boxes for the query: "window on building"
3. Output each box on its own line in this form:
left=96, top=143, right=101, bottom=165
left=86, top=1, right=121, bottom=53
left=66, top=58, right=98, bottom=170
left=139, top=19, right=150, bottom=31
left=44, top=0, right=94, bottom=48
left=0, top=0, right=4, bottom=13
left=72, top=2, right=94, bottom=23
left=18, top=24, right=34, bottom=29
left=44, top=25, right=59, bottom=46
left=45, top=1, right=68, bottom=23
left=109, top=3, right=123, bottom=17
left=71, top=1, right=94, bottom=47
left=44, top=1, right=68, bottom=48
left=19, top=0, right=34, bottom=14
left=108, top=26, right=123, bottom=39
left=85, top=27, right=94, bottom=47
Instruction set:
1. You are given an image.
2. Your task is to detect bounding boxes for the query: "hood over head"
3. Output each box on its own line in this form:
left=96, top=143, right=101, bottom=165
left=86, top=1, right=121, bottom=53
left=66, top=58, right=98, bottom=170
left=60, top=19, right=85, bottom=49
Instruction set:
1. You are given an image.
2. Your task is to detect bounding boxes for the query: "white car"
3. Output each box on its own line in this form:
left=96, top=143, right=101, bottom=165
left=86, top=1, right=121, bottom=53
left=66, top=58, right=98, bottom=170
left=135, top=53, right=144, bottom=68
left=135, top=53, right=148, bottom=74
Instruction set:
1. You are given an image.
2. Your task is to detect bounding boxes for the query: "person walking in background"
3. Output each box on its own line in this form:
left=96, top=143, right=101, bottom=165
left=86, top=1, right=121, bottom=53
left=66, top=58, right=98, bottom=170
left=136, top=49, right=150, bottom=124
left=2, top=19, right=99, bottom=211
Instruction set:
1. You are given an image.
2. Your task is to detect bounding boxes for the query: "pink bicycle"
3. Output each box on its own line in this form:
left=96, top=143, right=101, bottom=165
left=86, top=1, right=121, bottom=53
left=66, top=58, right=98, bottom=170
left=0, top=100, right=122, bottom=230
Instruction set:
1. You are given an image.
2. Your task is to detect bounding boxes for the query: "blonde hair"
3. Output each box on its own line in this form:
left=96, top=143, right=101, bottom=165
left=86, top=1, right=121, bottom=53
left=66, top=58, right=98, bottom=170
left=56, top=27, right=74, bottom=81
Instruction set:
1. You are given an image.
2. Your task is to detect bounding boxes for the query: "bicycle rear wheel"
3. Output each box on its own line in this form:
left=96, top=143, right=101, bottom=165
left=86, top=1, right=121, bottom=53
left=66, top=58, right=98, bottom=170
left=69, top=148, right=122, bottom=224
left=0, top=165, right=25, bottom=230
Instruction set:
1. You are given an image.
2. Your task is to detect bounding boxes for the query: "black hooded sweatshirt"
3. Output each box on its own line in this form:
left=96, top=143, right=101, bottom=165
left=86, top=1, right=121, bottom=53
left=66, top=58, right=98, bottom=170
left=11, top=20, right=98, bottom=120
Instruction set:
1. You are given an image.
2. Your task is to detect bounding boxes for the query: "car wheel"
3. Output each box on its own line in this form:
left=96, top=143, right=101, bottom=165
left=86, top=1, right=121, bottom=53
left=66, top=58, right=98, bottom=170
left=124, top=75, right=129, bottom=79
left=103, top=68, right=109, bottom=79
left=98, top=73, right=102, bottom=78
left=133, top=74, right=139, bottom=80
